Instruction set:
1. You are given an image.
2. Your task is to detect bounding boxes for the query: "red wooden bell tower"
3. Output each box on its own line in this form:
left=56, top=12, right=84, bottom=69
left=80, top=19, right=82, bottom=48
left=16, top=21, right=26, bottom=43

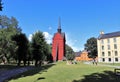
left=52, top=18, right=66, bottom=61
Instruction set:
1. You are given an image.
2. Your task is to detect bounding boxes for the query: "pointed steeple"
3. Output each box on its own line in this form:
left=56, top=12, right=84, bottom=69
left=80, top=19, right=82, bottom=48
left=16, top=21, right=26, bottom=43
left=57, top=17, right=61, bottom=33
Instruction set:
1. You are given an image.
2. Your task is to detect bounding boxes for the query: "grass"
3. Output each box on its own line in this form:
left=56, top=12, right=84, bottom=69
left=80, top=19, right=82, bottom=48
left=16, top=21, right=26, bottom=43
left=98, top=62, right=120, bottom=66
left=9, top=61, right=120, bottom=82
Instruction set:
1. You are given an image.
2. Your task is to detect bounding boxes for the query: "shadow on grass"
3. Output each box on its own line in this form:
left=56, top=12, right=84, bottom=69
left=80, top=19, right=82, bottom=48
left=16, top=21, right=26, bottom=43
left=34, top=77, right=45, bottom=82
left=8, top=63, right=55, bottom=81
left=73, top=71, right=120, bottom=82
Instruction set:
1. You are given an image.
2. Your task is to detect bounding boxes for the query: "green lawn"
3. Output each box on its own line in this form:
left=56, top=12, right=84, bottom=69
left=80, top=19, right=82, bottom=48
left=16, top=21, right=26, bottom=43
left=9, top=61, right=120, bottom=82
left=99, top=62, right=120, bottom=66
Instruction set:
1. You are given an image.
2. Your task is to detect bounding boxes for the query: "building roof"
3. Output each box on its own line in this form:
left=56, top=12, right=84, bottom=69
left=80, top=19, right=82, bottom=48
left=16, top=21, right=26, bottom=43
left=53, top=32, right=65, bottom=39
left=98, top=31, right=120, bottom=39
left=75, top=51, right=82, bottom=57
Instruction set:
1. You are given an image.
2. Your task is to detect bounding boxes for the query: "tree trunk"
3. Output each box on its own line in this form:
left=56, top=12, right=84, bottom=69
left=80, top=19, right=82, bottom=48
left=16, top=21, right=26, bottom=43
left=35, top=60, right=38, bottom=67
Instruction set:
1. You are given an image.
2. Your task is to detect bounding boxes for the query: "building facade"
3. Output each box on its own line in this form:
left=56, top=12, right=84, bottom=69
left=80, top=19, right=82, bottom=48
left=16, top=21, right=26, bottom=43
left=97, top=31, right=120, bottom=63
left=75, top=50, right=93, bottom=61
left=52, top=19, right=66, bottom=61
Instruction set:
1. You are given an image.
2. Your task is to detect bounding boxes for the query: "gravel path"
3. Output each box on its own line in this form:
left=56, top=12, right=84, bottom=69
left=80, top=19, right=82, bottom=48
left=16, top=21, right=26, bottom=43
left=0, top=66, right=34, bottom=82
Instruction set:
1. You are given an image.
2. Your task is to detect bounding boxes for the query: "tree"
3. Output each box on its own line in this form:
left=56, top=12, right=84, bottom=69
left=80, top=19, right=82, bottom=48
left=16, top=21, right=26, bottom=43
left=31, top=31, right=49, bottom=66
left=12, top=33, right=29, bottom=66
left=0, top=27, right=21, bottom=63
left=27, top=42, right=34, bottom=66
left=0, top=15, right=21, bottom=31
left=65, top=44, right=75, bottom=60
left=84, top=37, right=97, bottom=58
left=0, top=0, right=3, bottom=11
left=46, top=44, right=53, bottom=62
left=0, top=15, right=21, bottom=64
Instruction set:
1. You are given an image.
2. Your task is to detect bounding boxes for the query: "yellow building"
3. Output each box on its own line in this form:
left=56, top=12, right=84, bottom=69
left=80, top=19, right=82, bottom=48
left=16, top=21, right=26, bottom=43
left=75, top=50, right=93, bottom=61
left=97, top=31, right=120, bottom=63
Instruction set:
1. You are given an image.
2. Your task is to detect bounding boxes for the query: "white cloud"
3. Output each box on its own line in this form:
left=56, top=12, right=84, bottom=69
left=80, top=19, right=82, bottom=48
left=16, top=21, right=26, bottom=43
left=66, top=34, right=83, bottom=52
left=43, top=32, right=52, bottom=44
left=28, top=32, right=83, bottom=52
left=28, top=31, right=53, bottom=44
left=28, top=34, right=33, bottom=41
left=48, top=27, right=52, bottom=30
left=42, top=32, right=82, bottom=51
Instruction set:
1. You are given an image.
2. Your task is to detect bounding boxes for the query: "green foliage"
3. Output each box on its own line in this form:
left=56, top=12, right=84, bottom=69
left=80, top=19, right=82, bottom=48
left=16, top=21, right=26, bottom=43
left=0, top=15, right=53, bottom=65
left=65, top=44, right=75, bottom=60
left=0, top=0, right=3, bottom=11
left=12, top=33, right=29, bottom=66
left=0, top=15, right=21, bottom=63
left=0, top=15, right=21, bottom=31
left=84, top=37, right=97, bottom=58
left=31, top=31, right=50, bottom=66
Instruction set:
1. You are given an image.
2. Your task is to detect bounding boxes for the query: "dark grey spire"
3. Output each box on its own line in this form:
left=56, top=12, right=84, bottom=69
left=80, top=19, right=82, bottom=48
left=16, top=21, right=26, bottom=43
left=57, top=17, right=61, bottom=33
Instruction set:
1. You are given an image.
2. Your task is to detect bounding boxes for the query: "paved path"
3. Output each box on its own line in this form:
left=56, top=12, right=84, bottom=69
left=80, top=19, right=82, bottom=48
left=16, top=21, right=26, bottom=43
left=0, top=66, right=34, bottom=82
left=84, top=61, right=120, bottom=68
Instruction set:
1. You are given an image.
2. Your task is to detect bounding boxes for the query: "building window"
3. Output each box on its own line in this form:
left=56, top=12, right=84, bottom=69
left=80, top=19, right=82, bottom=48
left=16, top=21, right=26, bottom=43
left=101, top=40, right=104, bottom=44
left=108, top=51, right=111, bottom=56
left=102, top=52, right=105, bottom=56
left=113, top=38, right=117, bottom=43
left=102, top=58, right=105, bottom=62
left=102, top=46, right=104, bottom=50
left=107, top=39, right=110, bottom=43
left=108, top=45, right=110, bottom=50
left=115, top=51, right=118, bottom=56
left=108, top=58, right=111, bottom=62
left=115, top=58, right=118, bottom=62
left=114, top=44, right=117, bottom=49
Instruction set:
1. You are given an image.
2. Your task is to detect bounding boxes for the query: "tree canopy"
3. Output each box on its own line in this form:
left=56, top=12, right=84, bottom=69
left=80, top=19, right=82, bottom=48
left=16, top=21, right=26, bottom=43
left=84, top=37, right=97, bottom=58
left=65, top=44, right=75, bottom=60
left=0, top=0, right=3, bottom=11
left=12, top=33, right=29, bottom=66
left=0, top=15, right=21, bottom=63
left=0, top=15, right=52, bottom=66
left=31, top=31, right=50, bottom=66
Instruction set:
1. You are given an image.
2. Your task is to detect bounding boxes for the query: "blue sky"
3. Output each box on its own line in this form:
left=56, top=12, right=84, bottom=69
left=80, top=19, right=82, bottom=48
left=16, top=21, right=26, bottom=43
left=1, top=0, right=120, bottom=52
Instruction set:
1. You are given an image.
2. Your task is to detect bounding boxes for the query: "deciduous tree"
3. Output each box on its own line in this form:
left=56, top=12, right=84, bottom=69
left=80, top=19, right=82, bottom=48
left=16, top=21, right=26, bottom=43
left=31, top=31, right=49, bottom=66
left=65, top=44, right=75, bottom=60
left=0, top=15, right=21, bottom=64
left=12, top=33, right=29, bottom=66
left=84, top=37, right=97, bottom=58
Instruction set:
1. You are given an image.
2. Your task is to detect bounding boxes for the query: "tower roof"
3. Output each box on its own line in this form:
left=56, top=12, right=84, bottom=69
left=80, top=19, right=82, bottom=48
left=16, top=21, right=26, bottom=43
left=58, top=17, right=61, bottom=29
left=57, top=17, right=61, bottom=33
